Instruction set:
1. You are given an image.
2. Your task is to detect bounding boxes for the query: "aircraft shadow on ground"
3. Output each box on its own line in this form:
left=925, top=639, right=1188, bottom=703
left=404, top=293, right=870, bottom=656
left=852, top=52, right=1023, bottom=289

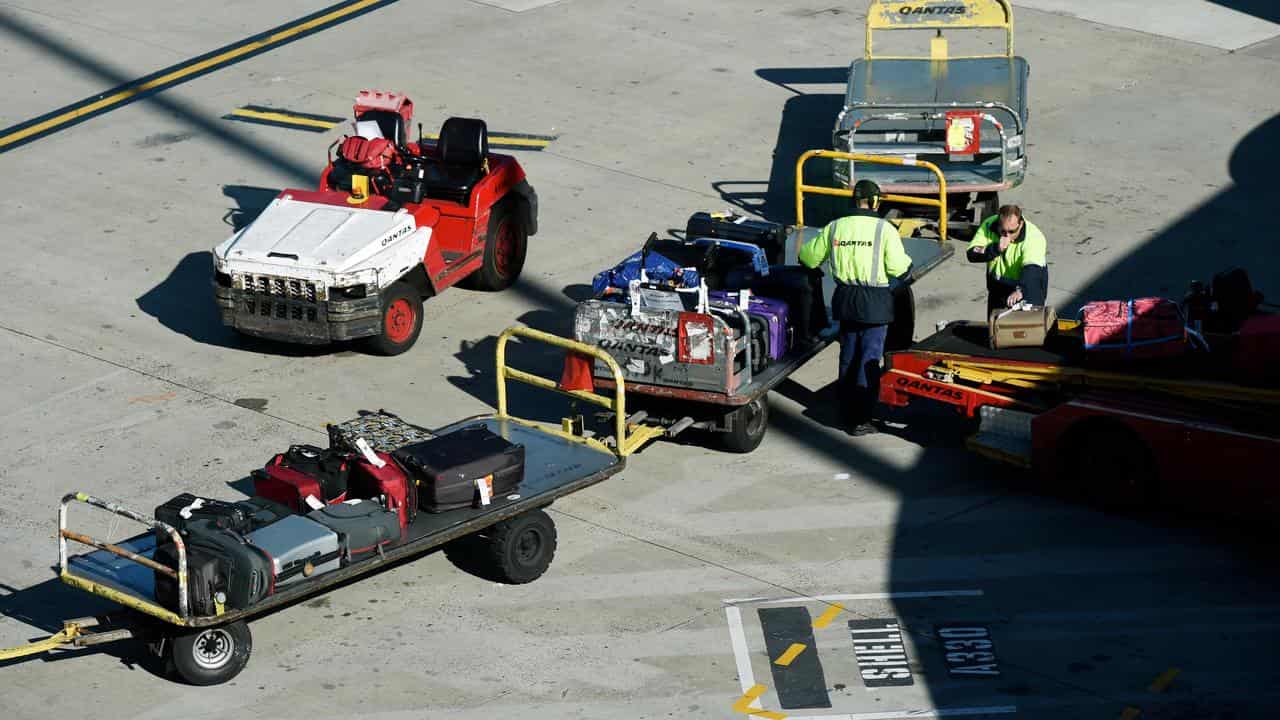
left=1209, top=0, right=1280, bottom=25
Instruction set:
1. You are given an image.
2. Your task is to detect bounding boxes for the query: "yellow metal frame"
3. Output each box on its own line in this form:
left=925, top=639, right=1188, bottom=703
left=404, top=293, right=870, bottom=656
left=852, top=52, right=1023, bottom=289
left=0, top=623, right=84, bottom=661
left=936, top=357, right=1280, bottom=407
left=61, top=571, right=187, bottom=626
left=865, top=0, right=1014, bottom=60
left=964, top=436, right=1032, bottom=468
left=495, top=325, right=665, bottom=457
left=795, top=149, right=949, bottom=240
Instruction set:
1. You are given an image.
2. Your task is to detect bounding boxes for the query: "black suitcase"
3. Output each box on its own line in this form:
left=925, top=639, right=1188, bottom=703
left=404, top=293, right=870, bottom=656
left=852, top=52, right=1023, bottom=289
left=308, top=499, right=402, bottom=564
left=156, top=519, right=273, bottom=612
left=686, top=212, right=786, bottom=266
left=393, top=424, right=525, bottom=513
left=275, top=444, right=351, bottom=499
left=154, top=541, right=223, bottom=616
left=155, top=494, right=292, bottom=538
left=642, top=236, right=747, bottom=291
left=750, top=266, right=828, bottom=342
left=1209, top=267, right=1261, bottom=333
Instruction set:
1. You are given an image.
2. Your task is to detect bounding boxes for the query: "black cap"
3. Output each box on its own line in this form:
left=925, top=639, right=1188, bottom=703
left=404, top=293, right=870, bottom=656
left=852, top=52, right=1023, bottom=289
left=852, top=179, right=881, bottom=202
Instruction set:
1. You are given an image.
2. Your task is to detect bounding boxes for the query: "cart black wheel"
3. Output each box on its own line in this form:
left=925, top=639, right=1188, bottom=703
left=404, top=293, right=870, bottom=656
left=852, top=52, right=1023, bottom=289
left=469, top=200, right=527, bottom=291
left=1069, top=421, right=1157, bottom=512
left=366, top=281, right=423, bottom=356
left=169, top=621, right=252, bottom=686
left=487, top=509, right=557, bottom=583
left=722, top=396, right=769, bottom=454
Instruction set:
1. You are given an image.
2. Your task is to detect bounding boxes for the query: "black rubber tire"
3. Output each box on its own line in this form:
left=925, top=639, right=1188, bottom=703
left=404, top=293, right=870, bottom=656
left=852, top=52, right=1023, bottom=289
left=469, top=201, right=527, bottom=291
left=447, top=509, right=558, bottom=584
left=365, top=280, right=423, bottom=356
left=1071, top=422, right=1157, bottom=512
left=169, top=621, right=252, bottom=686
left=721, top=396, right=769, bottom=454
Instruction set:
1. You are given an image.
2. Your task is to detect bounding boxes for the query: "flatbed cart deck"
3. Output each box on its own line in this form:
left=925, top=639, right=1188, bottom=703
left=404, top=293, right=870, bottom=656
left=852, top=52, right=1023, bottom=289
left=583, top=150, right=955, bottom=452
left=2, top=327, right=658, bottom=683
left=879, top=320, right=1280, bottom=511
left=832, top=0, right=1030, bottom=232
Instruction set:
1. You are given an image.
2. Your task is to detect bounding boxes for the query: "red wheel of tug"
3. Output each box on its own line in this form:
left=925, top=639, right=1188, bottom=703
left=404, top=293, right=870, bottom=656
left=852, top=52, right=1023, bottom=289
left=366, top=281, right=422, bottom=356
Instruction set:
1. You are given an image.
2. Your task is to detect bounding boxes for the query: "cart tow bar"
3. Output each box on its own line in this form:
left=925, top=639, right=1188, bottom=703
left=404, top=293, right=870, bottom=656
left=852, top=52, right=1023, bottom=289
left=0, top=616, right=133, bottom=661
left=666, top=417, right=696, bottom=437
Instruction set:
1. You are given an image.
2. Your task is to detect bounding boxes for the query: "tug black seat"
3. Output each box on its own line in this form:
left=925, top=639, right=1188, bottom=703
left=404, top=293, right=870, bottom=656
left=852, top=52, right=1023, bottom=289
left=423, top=117, right=489, bottom=206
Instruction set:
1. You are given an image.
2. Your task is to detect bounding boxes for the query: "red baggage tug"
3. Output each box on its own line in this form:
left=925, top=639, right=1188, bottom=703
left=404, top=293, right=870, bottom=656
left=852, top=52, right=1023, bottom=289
left=879, top=308, right=1280, bottom=515
left=214, top=90, right=538, bottom=354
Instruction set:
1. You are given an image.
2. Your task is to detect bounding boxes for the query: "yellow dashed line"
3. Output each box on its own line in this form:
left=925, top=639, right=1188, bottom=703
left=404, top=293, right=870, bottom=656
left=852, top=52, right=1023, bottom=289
left=773, top=643, right=807, bottom=666
left=1148, top=667, right=1180, bottom=693
left=229, top=108, right=338, bottom=129
left=0, top=0, right=382, bottom=149
left=421, top=133, right=552, bottom=147
left=732, top=685, right=787, bottom=720
left=811, top=603, right=845, bottom=629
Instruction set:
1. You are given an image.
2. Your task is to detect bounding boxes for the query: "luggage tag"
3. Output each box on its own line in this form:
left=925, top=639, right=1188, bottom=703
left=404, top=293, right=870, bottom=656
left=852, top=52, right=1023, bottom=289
left=304, top=495, right=325, bottom=511
left=354, top=437, right=386, bottom=468
left=179, top=497, right=206, bottom=519
left=476, top=475, right=494, bottom=506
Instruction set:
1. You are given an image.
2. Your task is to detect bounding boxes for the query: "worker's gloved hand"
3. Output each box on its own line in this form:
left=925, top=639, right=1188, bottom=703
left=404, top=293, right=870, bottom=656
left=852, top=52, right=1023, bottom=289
left=1006, top=288, right=1024, bottom=307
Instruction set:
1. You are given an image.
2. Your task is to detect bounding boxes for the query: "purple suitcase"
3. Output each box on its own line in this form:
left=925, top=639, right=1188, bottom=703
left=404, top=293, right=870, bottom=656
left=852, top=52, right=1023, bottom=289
left=709, top=290, right=792, bottom=364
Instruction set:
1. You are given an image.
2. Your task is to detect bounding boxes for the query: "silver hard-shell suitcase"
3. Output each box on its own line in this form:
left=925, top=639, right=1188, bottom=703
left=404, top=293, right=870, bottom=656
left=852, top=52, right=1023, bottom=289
left=246, top=514, right=341, bottom=588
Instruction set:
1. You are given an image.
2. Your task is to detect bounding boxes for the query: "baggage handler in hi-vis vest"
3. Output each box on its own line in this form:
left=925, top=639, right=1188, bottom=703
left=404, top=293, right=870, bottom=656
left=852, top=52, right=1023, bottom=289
left=799, top=180, right=912, bottom=437
left=966, top=205, right=1049, bottom=313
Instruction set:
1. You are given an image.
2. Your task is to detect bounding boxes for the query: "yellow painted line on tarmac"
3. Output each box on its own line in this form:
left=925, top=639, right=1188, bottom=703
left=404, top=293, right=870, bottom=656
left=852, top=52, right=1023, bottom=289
left=773, top=643, right=807, bottom=667
left=1148, top=667, right=1181, bottom=693
left=420, top=132, right=556, bottom=150
left=731, top=684, right=786, bottom=720
left=0, top=0, right=396, bottom=152
left=228, top=108, right=339, bottom=130
left=811, top=602, right=844, bottom=629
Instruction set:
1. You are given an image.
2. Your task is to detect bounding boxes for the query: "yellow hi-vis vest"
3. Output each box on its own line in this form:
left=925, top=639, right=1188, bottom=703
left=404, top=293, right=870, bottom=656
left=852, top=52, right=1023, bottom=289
left=799, top=212, right=912, bottom=324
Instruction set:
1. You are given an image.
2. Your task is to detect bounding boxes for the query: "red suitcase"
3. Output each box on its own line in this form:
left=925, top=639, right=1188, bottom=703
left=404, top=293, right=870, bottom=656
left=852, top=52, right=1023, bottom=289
left=349, top=451, right=417, bottom=530
left=1082, top=298, right=1186, bottom=360
left=253, top=446, right=351, bottom=512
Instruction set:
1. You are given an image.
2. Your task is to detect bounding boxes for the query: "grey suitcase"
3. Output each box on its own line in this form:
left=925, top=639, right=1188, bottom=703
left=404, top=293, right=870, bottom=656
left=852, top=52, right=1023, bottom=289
left=246, top=514, right=341, bottom=588
left=308, top=499, right=402, bottom=564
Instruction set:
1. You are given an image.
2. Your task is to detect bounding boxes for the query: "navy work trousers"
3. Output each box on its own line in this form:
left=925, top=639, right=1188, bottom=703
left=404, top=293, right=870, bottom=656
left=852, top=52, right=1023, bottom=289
left=837, top=321, right=888, bottom=426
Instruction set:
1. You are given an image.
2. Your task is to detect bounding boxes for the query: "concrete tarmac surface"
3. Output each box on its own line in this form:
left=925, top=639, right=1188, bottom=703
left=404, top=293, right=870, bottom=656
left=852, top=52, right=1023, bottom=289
left=1, top=1, right=1278, bottom=717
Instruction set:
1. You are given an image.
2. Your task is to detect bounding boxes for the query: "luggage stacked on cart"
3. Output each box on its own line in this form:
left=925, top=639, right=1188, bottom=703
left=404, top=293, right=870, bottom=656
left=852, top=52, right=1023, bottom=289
left=1080, top=298, right=1188, bottom=361
left=393, top=423, right=526, bottom=513
left=327, top=409, right=436, bottom=453
left=587, top=212, right=827, bottom=372
left=154, top=438, right=417, bottom=614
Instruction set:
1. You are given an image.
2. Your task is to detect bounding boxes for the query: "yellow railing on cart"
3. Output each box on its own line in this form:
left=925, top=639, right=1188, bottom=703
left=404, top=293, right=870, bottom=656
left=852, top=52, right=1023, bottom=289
left=794, top=149, right=949, bottom=240
left=495, top=325, right=663, bottom=457
left=865, top=0, right=1015, bottom=60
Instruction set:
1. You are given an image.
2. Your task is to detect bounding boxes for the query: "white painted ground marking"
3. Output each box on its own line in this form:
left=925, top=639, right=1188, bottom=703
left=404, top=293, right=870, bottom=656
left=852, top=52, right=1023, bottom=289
left=723, top=590, right=985, bottom=606
left=724, top=605, right=762, bottom=710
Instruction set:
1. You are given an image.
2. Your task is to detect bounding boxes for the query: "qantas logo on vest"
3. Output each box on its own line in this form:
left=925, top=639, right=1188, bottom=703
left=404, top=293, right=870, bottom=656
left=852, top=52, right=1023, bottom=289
left=895, top=376, right=963, bottom=400
left=898, top=5, right=966, bottom=14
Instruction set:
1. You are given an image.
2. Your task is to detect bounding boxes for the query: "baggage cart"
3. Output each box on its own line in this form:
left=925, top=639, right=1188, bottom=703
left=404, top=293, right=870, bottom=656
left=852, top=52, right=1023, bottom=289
left=0, top=327, right=661, bottom=685
left=832, top=0, right=1030, bottom=234
left=582, top=151, right=955, bottom=452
